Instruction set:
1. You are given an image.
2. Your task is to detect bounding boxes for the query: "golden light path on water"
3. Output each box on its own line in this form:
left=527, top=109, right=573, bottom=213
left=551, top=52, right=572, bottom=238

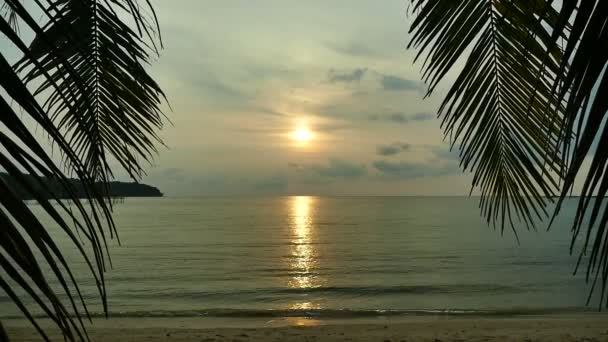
left=288, top=196, right=323, bottom=316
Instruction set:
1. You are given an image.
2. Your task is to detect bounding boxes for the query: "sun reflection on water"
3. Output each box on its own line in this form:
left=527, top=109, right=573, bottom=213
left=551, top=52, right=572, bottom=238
left=290, top=196, right=316, bottom=289
left=288, top=196, right=322, bottom=310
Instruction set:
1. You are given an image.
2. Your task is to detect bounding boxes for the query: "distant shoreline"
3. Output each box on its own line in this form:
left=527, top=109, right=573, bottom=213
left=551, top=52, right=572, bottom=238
left=1, top=172, right=163, bottom=199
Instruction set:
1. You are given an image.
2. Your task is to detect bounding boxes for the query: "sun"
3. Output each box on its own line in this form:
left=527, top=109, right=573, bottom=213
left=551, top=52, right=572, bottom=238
left=293, top=126, right=313, bottom=142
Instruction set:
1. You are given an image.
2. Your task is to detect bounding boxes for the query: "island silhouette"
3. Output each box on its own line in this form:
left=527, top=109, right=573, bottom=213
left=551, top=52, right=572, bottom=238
left=0, top=172, right=163, bottom=199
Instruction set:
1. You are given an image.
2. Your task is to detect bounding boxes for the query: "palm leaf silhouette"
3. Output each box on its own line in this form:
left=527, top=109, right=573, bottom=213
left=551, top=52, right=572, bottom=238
left=408, top=0, right=608, bottom=308
left=18, top=0, right=167, bottom=185
left=0, top=0, right=165, bottom=340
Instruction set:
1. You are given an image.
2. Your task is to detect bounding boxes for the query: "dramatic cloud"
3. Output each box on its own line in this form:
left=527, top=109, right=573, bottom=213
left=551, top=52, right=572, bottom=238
left=381, top=75, right=419, bottom=91
left=376, top=142, right=411, bottom=156
left=328, top=68, right=368, bottom=83
left=370, top=112, right=435, bottom=124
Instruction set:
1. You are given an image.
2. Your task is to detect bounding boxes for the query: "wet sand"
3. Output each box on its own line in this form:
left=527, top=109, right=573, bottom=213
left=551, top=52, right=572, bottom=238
left=4, top=314, right=608, bottom=341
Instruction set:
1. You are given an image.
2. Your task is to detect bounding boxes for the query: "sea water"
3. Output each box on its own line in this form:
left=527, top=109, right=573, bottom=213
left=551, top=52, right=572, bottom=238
left=0, top=196, right=598, bottom=318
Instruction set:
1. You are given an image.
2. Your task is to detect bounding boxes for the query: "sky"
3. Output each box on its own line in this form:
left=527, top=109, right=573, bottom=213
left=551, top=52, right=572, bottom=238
left=135, top=0, right=475, bottom=196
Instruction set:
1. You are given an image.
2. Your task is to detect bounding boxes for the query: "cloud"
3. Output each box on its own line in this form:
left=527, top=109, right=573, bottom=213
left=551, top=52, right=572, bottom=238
left=373, top=160, right=460, bottom=180
left=411, top=112, right=435, bottom=121
left=232, top=121, right=350, bottom=135
left=130, top=2, right=477, bottom=196
left=316, top=122, right=352, bottom=132
left=184, top=72, right=245, bottom=99
left=291, top=159, right=366, bottom=179
left=351, top=90, right=369, bottom=98
left=144, top=167, right=187, bottom=184
left=380, top=74, right=419, bottom=91
left=377, top=142, right=411, bottom=156
left=431, top=146, right=461, bottom=162
left=377, top=145, right=400, bottom=156
left=312, top=159, right=367, bottom=178
left=370, top=112, right=434, bottom=124
left=328, top=68, right=367, bottom=83
left=373, top=145, right=462, bottom=179
left=253, top=175, right=288, bottom=192
left=159, top=167, right=182, bottom=177
left=253, top=107, right=289, bottom=117
left=288, top=162, right=302, bottom=170
left=326, top=41, right=380, bottom=58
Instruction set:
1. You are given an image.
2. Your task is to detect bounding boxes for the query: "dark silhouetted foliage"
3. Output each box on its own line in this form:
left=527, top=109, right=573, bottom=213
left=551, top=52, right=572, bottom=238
left=0, top=172, right=163, bottom=199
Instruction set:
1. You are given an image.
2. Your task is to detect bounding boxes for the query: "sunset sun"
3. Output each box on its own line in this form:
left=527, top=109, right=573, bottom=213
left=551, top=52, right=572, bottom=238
left=293, top=126, right=313, bottom=142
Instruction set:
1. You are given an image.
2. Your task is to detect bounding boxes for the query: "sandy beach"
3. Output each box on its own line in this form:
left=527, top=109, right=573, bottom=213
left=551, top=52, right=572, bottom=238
left=4, top=314, right=608, bottom=341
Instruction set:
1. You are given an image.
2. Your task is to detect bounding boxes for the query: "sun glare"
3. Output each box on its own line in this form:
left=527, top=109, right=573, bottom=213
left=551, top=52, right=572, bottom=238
left=293, top=126, right=313, bottom=142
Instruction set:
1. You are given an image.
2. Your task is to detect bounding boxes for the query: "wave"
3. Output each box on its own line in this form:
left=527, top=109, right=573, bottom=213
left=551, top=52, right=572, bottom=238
left=1, top=307, right=590, bottom=320
left=107, top=284, right=528, bottom=302
left=0, top=283, right=549, bottom=311
left=273, top=284, right=522, bottom=295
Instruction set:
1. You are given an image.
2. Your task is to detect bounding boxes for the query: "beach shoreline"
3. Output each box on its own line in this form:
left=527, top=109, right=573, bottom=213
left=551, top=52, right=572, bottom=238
left=5, top=313, right=608, bottom=341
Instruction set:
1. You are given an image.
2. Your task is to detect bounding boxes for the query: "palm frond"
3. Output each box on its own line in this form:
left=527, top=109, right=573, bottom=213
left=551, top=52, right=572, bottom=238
left=0, top=0, right=166, bottom=340
left=409, top=0, right=608, bottom=308
left=18, top=0, right=166, bottom=186
left=408, top=0, right=566, bottom=236
left=0, top=0, right=18, bottom=31
left=1, top=47, right=111, bottom=342
left=548, top=0, right=608, bottom=309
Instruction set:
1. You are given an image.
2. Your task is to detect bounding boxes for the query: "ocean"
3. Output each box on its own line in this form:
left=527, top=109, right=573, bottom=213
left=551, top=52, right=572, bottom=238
left=0, top=196, right=598, bottom=319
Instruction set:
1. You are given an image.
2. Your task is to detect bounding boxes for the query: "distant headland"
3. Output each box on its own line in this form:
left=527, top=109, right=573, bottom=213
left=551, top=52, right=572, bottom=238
left=0, top=172, right=163, bottom=199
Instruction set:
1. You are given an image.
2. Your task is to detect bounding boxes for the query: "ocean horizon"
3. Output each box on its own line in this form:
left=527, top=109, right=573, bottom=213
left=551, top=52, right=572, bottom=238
left=0, top=196, right=597, bottom=320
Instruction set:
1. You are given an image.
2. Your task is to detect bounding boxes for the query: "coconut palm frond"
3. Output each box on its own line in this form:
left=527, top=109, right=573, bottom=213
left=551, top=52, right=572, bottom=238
left=18, top=0, right=166, bottom=187
left=408, top=0, right=608, bottom=308
left=1, top=27, right=113, bottom=342
left=408, top=0, right=567, bottom=237
left=0, top=0, right=165, bottom=340
left=547, top=0, right=608, bottom=308
left=0, top=0, right=18, bottom=31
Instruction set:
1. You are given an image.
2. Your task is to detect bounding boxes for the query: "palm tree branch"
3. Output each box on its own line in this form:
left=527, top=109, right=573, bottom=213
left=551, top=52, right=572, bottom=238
left=0, top=0, right=165, bottom=339
left=409, top=0, right=565, bottom=235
